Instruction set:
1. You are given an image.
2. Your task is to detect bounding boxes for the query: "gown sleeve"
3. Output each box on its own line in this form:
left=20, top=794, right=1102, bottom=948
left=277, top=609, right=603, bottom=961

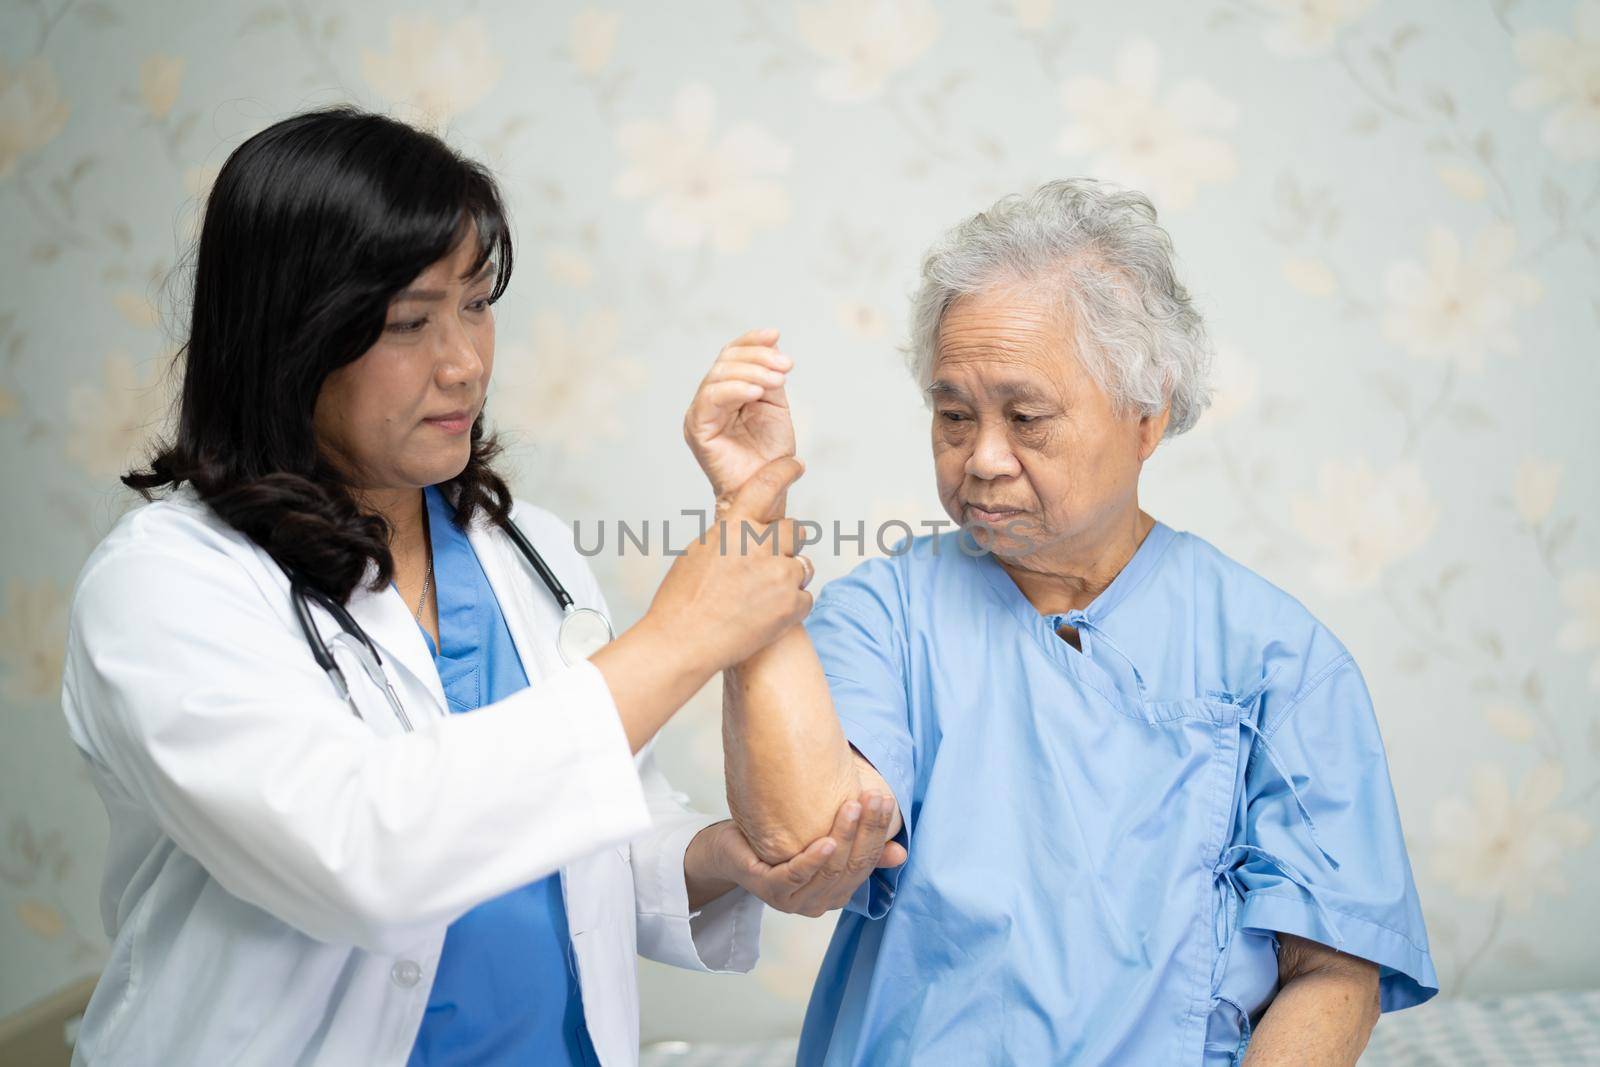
left=803, top=558, right=915, bottom=920
left=1233, top=652, right=1439, bottom=1011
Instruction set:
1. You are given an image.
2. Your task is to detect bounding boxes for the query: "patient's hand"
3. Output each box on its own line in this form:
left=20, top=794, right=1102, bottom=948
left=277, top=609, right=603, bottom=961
left=711, top=790, right=906, bottom=917
left=684, top=327, right=797, bottom=509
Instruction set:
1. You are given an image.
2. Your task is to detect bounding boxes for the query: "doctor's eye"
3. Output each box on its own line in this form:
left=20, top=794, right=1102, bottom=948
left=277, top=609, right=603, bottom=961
left=465, top=296, right=492, bottom=313
left=386, top=316, right=428, bottom=334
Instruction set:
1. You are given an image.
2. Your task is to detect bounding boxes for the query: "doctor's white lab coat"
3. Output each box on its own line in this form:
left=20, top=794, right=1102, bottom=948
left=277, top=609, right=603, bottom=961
left=60, top=486, right=763, bottom=1066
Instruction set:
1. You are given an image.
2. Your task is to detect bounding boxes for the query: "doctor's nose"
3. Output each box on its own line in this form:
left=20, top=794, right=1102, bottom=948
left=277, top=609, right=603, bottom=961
left=435, top=325, right=487, bottom=389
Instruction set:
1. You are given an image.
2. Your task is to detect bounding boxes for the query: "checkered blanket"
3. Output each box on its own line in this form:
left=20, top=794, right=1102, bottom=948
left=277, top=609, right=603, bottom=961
left=1362, top=989, right=1600, bottom=1066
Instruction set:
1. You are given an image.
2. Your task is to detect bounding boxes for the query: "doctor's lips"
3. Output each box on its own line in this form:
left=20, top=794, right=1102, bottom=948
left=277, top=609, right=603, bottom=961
left=423, top=408, right=474, bottom=434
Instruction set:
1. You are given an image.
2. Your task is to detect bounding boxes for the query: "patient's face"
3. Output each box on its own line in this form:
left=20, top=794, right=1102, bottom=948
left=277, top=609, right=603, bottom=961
left=929, top=284, right=1153, bottom=561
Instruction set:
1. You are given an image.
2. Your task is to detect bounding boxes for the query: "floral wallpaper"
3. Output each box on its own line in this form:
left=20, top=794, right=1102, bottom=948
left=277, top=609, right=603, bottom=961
left=1, top=0, right=1597, bottom=1047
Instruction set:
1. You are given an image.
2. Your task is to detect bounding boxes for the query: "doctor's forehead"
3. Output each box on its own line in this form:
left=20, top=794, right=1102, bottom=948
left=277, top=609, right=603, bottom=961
left=391, top=258, right=497, bottom=304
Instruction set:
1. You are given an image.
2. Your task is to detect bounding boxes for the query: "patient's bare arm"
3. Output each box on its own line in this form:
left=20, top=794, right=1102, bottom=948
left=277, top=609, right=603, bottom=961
left=722, top=624, right=904, bottom=866
left=682, top=327, right=905, bottom=870
left=1243, top=934, right=1380, bottom=1067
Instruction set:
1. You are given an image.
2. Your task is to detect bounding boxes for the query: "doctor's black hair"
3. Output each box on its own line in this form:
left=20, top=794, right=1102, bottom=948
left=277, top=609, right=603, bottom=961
left=125, top=105, right=515, bottom=602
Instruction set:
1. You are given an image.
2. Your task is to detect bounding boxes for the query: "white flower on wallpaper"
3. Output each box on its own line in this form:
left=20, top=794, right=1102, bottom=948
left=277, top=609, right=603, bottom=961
left=1012, top=0, right=1054, bottom=29
left=1058, top=40, right=1238, bottom=210
left=361, top=15, right=503, bottom=123
left=614, top=84, right=792, bottom=252
left=1431, top=762, right=1593, bottom=910
left=1281, top=255, right=1338, bottom=297
left=1482, top=702, right=1538, bottom=744
left=0, top=56, right=70, bottom=178
left=570, top=9, right=622, bottom=76
left=493, top=309, right=645, bottom=458
left=0, top=579, right=68, bottom=701
left=183, top=162, right=219, bottom=201
left=138, top=55, right=184, bottom=120
left=1437, top=164, right=1488, bottom=203
left=795, top=0, right=942, bottom=102
left=1382, top=225, right=1543, bottom=370
left=1558, top=569, right=1600, bottom=691
left=113, top=290, right=160, bottom=329
left=66, top=351, right=171, bottom=481
left=835, top=298, right=888, bottom=340
left=1290, top=459, right=1438, bottom=592
left=543, top=246, right=595, bottom=288
left=1257, top=0, right=1376, bottom=57
left=1513, top=0, right=1600, bottom=160
left=1513, top=457, right=1563, bottom=525
left=178, top=162, right=220, bottom=240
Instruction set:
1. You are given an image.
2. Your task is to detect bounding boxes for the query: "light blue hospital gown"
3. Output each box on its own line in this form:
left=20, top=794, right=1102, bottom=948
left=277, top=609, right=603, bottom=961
left=797, top=522, right=1437, bottom=1067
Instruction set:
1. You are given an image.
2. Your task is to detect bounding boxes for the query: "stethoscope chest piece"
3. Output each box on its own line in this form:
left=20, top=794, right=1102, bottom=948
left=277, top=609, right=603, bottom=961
left=557, top=605, right=613, bottom=665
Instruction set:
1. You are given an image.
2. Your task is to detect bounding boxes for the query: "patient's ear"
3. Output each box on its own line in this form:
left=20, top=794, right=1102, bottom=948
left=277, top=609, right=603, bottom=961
left=1137, top=405, right=1170, bottom=460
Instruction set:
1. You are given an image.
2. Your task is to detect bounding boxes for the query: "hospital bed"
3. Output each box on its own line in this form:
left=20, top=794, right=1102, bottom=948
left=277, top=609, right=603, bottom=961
left=2, top=980, right=1596, bottom=1065
left=638, top=989, right=1600, bottom=1066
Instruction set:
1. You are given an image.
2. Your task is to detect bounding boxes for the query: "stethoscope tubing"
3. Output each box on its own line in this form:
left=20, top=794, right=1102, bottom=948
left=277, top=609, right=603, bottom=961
left=290, top=515, right=602, bottom=731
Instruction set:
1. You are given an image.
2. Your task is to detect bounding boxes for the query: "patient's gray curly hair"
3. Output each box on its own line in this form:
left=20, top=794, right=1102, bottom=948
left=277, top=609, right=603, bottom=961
left=906, top=178, right=1214, bottom=438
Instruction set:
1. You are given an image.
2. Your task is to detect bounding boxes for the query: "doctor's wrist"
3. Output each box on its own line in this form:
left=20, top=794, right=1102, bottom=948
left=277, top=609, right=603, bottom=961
left=632, top=608, right=722, bottom=680
left=684, top=819, right=743, bottom=910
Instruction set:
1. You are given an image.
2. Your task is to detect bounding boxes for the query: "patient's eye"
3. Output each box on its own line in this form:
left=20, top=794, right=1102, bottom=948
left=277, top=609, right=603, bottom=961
left=939, top=410, right=969, bottom=422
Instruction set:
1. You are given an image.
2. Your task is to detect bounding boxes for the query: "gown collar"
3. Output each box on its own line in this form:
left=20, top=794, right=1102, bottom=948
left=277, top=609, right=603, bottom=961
left=976, top=518, right=1178, bottom=630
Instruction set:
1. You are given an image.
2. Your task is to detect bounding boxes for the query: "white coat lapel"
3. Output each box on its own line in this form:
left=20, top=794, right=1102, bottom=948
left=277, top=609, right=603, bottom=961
left=344, top=570, right=448, bottom=722
left=467, top=510, right=563, bottom=686
left=244, top=518, right=446, bottom=727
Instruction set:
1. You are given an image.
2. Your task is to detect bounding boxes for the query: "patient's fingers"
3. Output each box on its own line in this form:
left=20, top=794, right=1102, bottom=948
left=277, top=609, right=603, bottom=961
left=722, top=327, right=780, bottom=353
left=706, top=360, right=788, bottom=390
left=688, top=381, right=767, bottom=434
left=716, top=344, right=792, bottom=372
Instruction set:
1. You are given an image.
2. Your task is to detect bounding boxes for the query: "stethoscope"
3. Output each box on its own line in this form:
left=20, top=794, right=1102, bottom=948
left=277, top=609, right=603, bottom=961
left=289, top=516, right=615, bottom=732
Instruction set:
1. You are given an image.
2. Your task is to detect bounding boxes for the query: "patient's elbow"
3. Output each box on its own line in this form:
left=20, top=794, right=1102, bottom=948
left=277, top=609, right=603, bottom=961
left=728, top=800, right=823, bottom=866
left=746, top=826, right=811, bottom=866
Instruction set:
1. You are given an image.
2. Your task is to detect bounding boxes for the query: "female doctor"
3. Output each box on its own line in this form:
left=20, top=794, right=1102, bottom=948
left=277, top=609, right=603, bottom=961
left=60, top=107, right=902, bottom=1066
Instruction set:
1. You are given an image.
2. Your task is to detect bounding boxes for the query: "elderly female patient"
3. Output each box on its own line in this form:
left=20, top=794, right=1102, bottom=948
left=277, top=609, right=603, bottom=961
left=683, top=179, right=1437, bottom=1066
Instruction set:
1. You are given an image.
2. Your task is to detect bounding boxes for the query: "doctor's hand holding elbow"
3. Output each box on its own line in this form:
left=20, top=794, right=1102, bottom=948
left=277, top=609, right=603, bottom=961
left=60, top=107, right=877, bottom=1067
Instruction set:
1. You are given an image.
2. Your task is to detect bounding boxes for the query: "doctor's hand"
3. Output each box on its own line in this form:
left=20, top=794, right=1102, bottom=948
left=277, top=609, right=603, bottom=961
left=684, top=328, right=797, bottom=508
left=644, top=455, right=814, bottom=671
left=594, top=456, right=814, bottom=753
left=691, top=790, right=908, bottom=918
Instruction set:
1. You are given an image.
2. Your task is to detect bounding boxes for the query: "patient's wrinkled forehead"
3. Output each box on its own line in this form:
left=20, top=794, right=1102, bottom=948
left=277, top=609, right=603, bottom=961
left=932, top=286, right=1081, bottom=403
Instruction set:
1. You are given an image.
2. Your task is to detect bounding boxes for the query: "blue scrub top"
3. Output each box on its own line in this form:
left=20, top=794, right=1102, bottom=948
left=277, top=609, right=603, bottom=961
left=407, top=485, right=600, bottom=1067
left=798, top=523, right=1437, bottom=1067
